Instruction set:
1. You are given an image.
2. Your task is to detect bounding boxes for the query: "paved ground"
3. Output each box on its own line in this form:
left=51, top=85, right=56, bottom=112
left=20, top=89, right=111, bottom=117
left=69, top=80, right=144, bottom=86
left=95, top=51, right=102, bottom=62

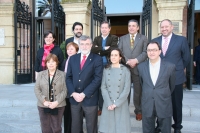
left=0, top=83, right=199, bottom=133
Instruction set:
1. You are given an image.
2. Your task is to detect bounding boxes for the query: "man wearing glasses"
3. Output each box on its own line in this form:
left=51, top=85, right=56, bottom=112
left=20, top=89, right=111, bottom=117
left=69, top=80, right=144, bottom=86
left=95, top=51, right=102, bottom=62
left=138, top=42, right=176, bottom=133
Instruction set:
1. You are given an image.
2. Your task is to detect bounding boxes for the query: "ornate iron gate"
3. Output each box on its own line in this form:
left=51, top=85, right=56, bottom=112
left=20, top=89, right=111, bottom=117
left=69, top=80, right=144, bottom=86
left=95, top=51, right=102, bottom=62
left=14, top=0, right=32, bottom=84
left=186, top=0, right=195, bottom=90
left=91, top=0, right=105, bottom=40
left=51, top=0, right=65, bottom=45
left=142, top=0, right=152, bottom=41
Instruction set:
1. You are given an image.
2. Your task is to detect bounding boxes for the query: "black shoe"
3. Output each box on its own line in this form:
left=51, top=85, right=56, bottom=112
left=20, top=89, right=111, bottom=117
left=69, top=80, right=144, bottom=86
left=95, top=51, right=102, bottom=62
left=155, top=127, right=161, bottom=133
left=174, top=129, right=181, bottom=133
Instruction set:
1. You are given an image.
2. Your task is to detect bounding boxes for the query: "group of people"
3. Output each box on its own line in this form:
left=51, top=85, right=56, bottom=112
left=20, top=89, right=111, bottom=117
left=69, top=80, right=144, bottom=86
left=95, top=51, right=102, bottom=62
left=34, top=18, right=190, bottom=133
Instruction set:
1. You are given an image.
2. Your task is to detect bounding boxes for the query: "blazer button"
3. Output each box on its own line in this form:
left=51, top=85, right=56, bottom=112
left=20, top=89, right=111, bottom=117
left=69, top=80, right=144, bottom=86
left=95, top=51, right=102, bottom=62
left=79, top=80, right=81, bottom=82
left=118, top=85, right=120, bottom=87
left=117, top=91, right=119, bottom=93
left=119, top=79, right=121, bottom=81
left=152, top=97, right=154, bottom=99
left=108, top=73, right=110, bottom=75
left=78, top=88, right=80, bottom=89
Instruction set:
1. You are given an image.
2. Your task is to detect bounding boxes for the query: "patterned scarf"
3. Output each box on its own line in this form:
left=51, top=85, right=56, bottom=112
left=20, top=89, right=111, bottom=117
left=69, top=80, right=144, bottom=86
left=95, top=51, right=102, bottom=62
left=41, top=44, right=54, bottom=70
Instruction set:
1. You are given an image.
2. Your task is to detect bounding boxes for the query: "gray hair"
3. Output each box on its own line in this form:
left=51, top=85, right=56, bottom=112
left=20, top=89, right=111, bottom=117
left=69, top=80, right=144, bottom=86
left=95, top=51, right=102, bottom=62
left=128, top=19, right=139, bottom=26
left=160, top=19, right=173, bottom=26
left=78, top=35, right=93, bottom=44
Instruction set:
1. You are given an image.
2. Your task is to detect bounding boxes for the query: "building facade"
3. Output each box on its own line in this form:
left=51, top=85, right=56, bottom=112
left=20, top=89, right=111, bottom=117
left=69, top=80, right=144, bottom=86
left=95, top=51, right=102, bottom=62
left=0, top=0, right=199, bottom=90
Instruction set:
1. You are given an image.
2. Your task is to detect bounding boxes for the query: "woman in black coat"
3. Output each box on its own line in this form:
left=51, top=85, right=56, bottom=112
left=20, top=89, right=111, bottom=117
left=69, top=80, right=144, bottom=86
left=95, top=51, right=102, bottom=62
left=35, top=31, right=64, bottom=79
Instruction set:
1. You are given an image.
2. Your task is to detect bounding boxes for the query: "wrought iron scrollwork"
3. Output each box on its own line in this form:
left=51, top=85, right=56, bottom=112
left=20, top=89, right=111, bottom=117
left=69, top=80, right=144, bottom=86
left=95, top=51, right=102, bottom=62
left=142, top=0, right=152, bottom=41
left=53, top=0, right=65, bottom=24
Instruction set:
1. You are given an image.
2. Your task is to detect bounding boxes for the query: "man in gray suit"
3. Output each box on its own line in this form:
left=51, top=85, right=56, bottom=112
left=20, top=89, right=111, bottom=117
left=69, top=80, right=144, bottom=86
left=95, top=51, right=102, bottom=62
left=118, top=19, right=148, bottom=121
left=138, top=42, right=176, bottom=133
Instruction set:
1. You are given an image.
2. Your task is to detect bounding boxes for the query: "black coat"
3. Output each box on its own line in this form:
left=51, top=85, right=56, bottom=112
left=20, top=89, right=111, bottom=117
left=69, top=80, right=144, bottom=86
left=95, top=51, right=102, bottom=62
left=35, top=45, right=64, bottom=72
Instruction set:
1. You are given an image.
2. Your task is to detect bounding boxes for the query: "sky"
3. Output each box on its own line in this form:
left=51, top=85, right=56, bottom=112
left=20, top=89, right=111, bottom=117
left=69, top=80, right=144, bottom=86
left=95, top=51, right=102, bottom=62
left=104, top=0, right=143, bottom=14
left=104, top=0, right=200, bottom=14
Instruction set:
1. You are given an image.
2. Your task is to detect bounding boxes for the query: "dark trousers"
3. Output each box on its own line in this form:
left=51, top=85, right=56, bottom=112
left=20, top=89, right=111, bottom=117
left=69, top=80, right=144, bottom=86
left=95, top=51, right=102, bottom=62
left=143, top=105, right=171, bottom=133
left=98, top=88, right=104, bottom=110
left=172, top=84, right=183, bottom=130
left=71, top=103, right=98, bottom=133
left=131, top=72, right=142, bottom=114
left=64, top=98, right=71, bottom=133
left=195, top=62, right=200, bottom=83
left=38, top=106, right=65, bottom=133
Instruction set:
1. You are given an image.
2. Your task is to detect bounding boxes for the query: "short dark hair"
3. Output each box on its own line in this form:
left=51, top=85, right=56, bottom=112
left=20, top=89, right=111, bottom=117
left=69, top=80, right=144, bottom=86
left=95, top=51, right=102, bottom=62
left=160, top=19, right=173, bottom=26
left=128, top=19, right=139, bottom=26
left=45, top=53, right=59, bottom=67
left=147, top=41, right=161, bottom=50
left=43, top=31, right=56, bottom=44
left=101, top=21, right=111, bottom=28
left=72, top=22, right=83, bottom=31
left=66, top=42, right=79, bottom=53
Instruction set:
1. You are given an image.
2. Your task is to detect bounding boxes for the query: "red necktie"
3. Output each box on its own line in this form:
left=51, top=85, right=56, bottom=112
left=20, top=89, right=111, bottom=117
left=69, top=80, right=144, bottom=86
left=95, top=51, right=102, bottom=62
left=80, top=55, right=87, bottom=70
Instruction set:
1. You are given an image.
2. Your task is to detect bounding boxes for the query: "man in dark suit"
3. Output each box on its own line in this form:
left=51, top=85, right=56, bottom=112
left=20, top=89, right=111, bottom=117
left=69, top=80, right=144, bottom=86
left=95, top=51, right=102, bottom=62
left=138, top=42, right=176, bottom=133
left=65, top=22, right=83, bottom=56
left=118, top=19, right=148, bottom=121
left=194, top=38, right=200, bottom=84
left=66, top=35, right=103, bottom=133
left=152, top=19, right=190, bottom=133
left=91, top=21, right=118, bottom=115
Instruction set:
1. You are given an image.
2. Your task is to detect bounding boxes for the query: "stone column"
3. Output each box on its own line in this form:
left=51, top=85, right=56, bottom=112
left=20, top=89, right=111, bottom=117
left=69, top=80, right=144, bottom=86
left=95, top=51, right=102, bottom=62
left=61, top=2, right=91, bottom=39
left=155, top=0, right=187, bottom=36
left=0, top=1, right=15, bottom=84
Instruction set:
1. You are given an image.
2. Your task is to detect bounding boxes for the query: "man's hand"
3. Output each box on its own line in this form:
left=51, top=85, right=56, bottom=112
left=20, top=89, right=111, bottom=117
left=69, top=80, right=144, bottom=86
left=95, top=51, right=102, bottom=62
left=72, top=92, right=84, bottom=102
left=127, top=59, right=138, bottom=68
left=194, top=61, right=196, bottom=67
left=104, top=46, right=110, bottom=50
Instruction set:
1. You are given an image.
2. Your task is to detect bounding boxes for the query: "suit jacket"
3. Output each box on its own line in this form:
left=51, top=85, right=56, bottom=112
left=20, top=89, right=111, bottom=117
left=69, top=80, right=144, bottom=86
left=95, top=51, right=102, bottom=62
left=34, top=70, right=67, bottom=108
left=66, top=52, right=103, bottom=106
left=194, top=45, right=200, bottom=63
left=138, top=60, right=176, bottom=118
left=35, top=45, right=64, bottom=72
left=152, top=33, right=190, bottom=85
left=118, top=33, right=148, bottom=75
left=65, top=37, right=74, bottom=58
left=91, top=34, right=118, bottom=57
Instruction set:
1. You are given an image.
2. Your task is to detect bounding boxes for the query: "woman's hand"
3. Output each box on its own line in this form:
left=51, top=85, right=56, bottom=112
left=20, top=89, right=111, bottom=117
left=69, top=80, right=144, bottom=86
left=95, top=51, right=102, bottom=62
left=43, top=101, right=49, bottom=107
left=108, top=104, right=117, bottom=110
left=49, top=101, right=58, bottom=109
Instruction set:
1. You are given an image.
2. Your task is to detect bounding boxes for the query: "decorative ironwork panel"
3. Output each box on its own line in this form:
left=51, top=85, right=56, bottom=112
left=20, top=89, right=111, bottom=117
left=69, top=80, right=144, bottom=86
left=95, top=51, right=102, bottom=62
left=142, top=0, right=152, bottom=41
left=52, top=0, right=65, bottom=45
left=186, top=0, right=195, bottom=90
left=91, top=0, right=105, bottom=40
left=14, top=0, right=32, bottom=84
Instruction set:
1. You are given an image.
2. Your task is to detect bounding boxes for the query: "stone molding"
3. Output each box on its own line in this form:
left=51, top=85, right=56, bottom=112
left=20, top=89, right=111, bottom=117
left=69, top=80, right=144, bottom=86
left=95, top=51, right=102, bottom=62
left=0, top=4, right=14, bottom=16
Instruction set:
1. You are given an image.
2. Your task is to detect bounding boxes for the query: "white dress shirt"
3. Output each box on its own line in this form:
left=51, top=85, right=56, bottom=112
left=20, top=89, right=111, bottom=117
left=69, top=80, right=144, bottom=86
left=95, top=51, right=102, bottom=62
left=149, top=57, right=161, bottom=86
left=73, top=37, right=81, bottom=53
left=80, top=52, right=90, bottom=63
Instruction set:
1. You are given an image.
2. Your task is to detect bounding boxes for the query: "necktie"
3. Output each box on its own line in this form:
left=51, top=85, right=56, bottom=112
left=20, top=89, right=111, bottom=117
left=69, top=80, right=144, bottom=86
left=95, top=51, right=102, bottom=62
left=80, top=55, right=87, bottom=70
left=162, top=37, right=169, bottom=56
left=130, top=35, right=134, bottom=49
left=64, top=57, right=70, bottom=73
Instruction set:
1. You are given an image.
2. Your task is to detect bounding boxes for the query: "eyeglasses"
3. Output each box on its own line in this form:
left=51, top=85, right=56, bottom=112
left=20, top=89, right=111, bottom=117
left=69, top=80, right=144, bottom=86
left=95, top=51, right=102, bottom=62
left=147, top=49, right=159, bottom=52
left=79, top=43, right=91, bottom=46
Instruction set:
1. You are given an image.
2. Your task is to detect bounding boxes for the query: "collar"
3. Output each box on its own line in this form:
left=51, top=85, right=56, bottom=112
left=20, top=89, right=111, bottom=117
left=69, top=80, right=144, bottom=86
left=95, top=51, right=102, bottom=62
left=130, top=33, right=137, bottom=38
left=149, top=57, right=161, bottom=67
left=81, top=52, right=90, bottom=57
left=102, top=34, right=109, bottom=40
left=162, top=33, right=172, bottom=40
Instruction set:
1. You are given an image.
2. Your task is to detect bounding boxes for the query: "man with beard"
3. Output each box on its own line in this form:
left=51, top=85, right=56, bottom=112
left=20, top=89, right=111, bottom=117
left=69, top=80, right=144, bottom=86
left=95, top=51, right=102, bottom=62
left=65, top=22, right=83, bottom=57
left=66, top=35, right=103, bottom=133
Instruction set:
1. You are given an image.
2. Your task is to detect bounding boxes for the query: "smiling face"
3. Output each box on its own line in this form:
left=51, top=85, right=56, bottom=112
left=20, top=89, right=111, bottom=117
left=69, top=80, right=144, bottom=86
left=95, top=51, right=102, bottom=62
left=101, top=23, right=111, bottom=37
left=160, top=20, right=174, bottom=37
left=128, top=21, right=139, bottom=35
left=79, top=39, right=92, bottom=55
left=44, top=33, right=55, bottom=45
left=110, top=50, right=122, bottom=65
left=147, top=43, right=161, bottom=61
left=67, top=45, right=77, bottom=57
left=46, top=58, right=57, bottom=71
left=73, top=25, right=83, bottom=38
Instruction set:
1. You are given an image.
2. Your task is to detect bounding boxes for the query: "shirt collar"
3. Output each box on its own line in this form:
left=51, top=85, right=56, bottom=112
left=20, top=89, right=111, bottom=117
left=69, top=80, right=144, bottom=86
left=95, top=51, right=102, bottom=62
left=81, top=52, right=90, bottom=58
left=162, top=33, right=172, bottom=40
left=130, top=33, right=137, bottom=38
left=102, top=34, right=109, bottom=40
left=149, top=57, right=161, bottom=67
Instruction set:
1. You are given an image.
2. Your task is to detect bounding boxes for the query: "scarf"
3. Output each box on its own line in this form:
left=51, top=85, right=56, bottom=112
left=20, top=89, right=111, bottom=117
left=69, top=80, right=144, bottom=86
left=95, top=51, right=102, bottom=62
left=41, top=44, right=55, bottom=70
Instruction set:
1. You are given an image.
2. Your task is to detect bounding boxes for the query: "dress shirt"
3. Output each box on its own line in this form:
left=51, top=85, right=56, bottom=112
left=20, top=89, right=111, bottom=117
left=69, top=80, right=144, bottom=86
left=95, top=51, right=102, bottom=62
left=102, top=34, right=109, bottom=40
left=80, top=52, right=90, bottom=63
left=73, top=37, right=81, bottom=53
left=129, top=33, right=137, bottom=40
left=162, top=33, right=172, bottom=50
left=149, top=57, right=161, bottom=86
